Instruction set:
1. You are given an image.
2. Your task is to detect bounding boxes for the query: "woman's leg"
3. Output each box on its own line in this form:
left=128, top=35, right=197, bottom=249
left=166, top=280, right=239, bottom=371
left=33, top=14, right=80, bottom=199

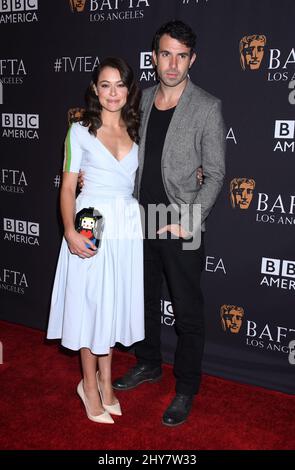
left=97, top=348, right=117, bottom=405
left=80, top=347, right=105, bottom=415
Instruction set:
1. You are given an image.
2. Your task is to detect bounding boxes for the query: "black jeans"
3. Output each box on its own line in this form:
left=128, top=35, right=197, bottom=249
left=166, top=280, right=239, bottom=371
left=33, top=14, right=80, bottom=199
left=135, top=235, right=205, bottom=396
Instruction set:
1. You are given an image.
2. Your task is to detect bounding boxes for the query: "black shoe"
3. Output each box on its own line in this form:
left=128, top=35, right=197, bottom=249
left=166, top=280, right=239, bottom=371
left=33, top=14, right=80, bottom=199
left=112, top=363, right=162, bottom=391
left=162, top=394, right=194, bottom=427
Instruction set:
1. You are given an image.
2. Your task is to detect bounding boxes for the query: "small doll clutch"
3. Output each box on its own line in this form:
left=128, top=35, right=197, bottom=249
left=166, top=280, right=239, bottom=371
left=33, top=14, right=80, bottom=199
left=75, top=207, right=104, bottom=249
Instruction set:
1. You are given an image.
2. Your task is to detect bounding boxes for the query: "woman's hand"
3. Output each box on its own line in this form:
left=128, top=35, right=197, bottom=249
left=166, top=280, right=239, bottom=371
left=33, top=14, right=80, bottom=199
left=65, top=229, right=97, bottom=258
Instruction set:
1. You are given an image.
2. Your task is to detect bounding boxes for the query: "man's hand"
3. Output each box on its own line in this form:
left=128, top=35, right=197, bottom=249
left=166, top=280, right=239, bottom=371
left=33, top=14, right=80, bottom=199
left=157, top=168, right=202, bottom=239
left=197, top=166, right=203, bottom=185
left=78, top=170, right=85, bottom=190
left=157, top=224, right=189, bottom=239
left=67, top=107, right=85, bottom=125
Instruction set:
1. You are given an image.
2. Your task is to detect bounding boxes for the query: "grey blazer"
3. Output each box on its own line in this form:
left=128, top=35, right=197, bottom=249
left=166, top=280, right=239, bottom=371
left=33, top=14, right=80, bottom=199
left=134, top=79, right=226, bottom=234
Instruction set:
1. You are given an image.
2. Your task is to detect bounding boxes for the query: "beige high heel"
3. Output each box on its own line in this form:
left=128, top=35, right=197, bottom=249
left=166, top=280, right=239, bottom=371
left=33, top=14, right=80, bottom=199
left=96, top=372, right=122, bottom=416
left=77, top=380, right=114, bottom=424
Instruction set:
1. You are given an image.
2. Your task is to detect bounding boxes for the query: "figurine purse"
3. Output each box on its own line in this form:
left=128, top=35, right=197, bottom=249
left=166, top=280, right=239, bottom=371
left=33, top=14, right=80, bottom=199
left=75, top=207, right=104, bottom=250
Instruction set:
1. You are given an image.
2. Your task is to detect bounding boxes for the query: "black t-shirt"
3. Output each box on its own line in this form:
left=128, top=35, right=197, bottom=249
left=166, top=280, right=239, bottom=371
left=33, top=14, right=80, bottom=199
left=139, top=104, right=176, bottom=237
left=140, top=104, right=175, bottom=206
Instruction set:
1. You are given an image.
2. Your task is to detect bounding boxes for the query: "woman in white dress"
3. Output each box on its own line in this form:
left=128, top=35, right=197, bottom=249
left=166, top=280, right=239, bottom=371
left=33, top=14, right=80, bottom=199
left=47, top=58, right=144, bottom=424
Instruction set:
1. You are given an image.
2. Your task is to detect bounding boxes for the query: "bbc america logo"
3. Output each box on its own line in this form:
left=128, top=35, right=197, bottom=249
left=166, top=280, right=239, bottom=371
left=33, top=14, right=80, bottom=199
left=1, top=113, right=39, bottom=139
left=161, top=300, right=175, bottom=327
left=260, top=257, right=295, bottom=291
left=139, top=52, right=155, bottom=82
left=140, top=52, right=152, bottom=69
left=0, top=0, right=38, bottom=11
left=274, top=120, right=295, bottom=153
left=0, top=0, right=38, bottom=24
left=274, top=120, right=295, bottom=139
left=3, top=218, right=40, bottom=246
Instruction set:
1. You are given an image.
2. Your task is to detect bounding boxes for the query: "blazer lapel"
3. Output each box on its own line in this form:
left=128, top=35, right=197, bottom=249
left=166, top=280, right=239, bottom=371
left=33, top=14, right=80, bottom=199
left=137, top=79, right=194, bottom=187
left=161, top=79, right=194, bottom=163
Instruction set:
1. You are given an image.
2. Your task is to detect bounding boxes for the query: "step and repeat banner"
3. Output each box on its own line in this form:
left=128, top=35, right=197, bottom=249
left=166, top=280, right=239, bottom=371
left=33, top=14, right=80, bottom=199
left=0, top=0, right=294, bottom=394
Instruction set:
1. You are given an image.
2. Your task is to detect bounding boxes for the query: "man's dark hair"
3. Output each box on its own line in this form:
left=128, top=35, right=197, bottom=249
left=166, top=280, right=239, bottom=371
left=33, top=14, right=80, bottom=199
left=152, top=20, right=196, bottom=56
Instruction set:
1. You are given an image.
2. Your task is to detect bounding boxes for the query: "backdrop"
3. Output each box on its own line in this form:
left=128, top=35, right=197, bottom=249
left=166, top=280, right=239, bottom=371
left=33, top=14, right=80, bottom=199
left=1, top=0, right=294, bottom=394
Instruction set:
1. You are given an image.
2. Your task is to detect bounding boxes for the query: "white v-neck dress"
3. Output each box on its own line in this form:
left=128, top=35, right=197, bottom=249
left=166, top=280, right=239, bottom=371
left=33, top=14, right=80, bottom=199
left=47, top=122, right=144, bottom=354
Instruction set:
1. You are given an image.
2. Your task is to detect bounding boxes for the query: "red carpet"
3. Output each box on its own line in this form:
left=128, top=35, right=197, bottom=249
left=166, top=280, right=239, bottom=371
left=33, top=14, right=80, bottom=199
left=0, top=320, right=295, bottom=450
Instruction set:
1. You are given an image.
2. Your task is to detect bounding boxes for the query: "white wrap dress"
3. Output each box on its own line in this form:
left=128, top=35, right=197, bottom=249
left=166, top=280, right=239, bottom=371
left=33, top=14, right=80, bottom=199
left=47, top=122, right=144, bottom=354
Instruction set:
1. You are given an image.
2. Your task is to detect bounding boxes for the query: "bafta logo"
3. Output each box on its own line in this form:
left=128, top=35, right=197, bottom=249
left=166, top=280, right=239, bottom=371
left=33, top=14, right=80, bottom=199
left=220, top=305, right=244, bottom=334
left=230, top=178, right=255, bottom=210
left=69, top=0, right=87, bottom=12
left=239, top=34, right=266, bottom=71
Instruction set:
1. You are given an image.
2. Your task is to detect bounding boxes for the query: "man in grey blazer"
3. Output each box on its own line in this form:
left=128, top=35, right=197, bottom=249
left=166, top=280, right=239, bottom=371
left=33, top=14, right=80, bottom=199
left=113, top=20, right=226, bottom=426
